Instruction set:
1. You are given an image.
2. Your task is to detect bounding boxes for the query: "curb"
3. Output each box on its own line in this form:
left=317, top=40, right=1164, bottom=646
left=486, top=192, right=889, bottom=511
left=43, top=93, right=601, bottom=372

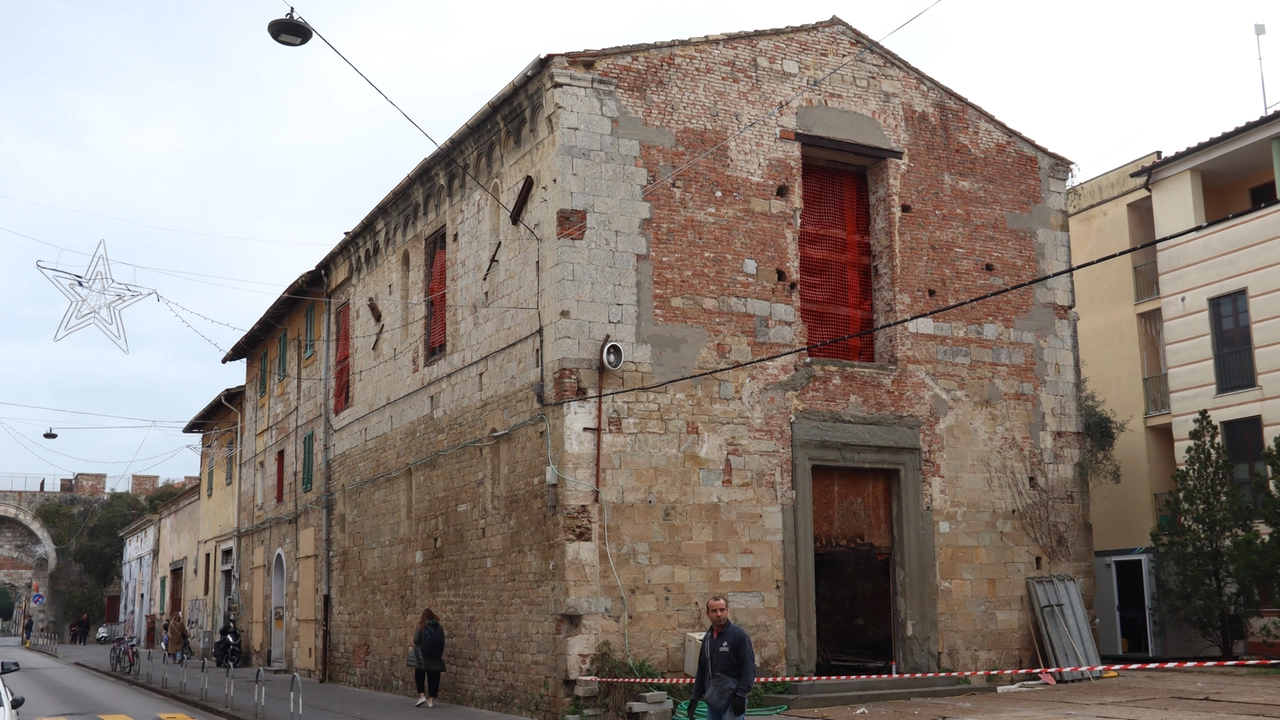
left=71, top=659, right=251, bottom=720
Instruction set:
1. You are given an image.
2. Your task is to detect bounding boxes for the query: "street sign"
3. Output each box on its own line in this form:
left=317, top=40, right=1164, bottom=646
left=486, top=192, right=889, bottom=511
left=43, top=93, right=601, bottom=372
left=31, top=593, right=44, bottom=606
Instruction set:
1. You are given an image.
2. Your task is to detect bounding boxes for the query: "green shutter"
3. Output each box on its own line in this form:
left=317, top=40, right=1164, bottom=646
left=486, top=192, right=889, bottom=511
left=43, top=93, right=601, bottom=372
left=277, top=331, right=288, bottom=381
left=304, top=304, right=315, bottom=358
left=258, top=350, right=268, bottom=396
left=302, top=431, right=314, bottom=492
left=225, top=439, right=234, bottom=485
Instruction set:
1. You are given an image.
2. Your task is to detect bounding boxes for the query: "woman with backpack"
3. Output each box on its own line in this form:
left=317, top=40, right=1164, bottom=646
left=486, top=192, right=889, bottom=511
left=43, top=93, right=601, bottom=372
left=408, top=608, right=445, bottom=707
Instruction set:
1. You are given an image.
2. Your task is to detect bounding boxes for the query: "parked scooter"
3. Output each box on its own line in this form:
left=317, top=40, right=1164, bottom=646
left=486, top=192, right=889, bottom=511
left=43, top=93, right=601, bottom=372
left=212, top=620, right=242, bottom=668
left=96, top=625, right=109, bottom=644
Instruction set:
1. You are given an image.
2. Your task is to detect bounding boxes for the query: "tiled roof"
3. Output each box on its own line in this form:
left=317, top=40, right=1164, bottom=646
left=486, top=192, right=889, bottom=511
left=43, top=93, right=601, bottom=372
left=1130, top=109, right=1280, bottom=178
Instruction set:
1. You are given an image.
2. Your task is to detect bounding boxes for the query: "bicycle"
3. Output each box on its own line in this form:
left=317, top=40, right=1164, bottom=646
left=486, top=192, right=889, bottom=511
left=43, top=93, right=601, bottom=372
left=110, top=636, right=138, bottom=674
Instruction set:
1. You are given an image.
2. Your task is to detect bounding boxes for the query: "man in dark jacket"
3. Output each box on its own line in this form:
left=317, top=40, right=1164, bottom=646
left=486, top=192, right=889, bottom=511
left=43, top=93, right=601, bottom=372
left=688, top=595, right=755, bottom=720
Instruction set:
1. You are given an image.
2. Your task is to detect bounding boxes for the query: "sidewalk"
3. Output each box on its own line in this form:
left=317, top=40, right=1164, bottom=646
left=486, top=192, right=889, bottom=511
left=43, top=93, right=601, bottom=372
left=35, top=641, right=531, bottom=720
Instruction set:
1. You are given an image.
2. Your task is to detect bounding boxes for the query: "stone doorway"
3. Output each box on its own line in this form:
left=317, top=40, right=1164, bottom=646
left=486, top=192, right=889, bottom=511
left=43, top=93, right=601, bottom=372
left=271, top=551, right=285, bottom=667
left=812, top=466, right=894, bottom=674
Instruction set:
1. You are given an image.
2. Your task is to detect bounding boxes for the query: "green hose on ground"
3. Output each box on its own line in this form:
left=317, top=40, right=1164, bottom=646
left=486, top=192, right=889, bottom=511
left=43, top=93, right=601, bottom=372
left=676, top=700, right=789, bottom=717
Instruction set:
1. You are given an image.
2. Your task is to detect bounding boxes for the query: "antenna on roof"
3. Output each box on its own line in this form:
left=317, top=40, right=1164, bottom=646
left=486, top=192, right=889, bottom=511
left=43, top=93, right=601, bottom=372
left=1258, top=24, right=1274, bottom=115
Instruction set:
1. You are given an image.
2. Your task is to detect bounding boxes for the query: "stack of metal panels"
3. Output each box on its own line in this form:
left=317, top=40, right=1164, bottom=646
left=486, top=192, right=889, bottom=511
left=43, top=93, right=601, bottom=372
left=1026, top=575, right=1101, bottom=682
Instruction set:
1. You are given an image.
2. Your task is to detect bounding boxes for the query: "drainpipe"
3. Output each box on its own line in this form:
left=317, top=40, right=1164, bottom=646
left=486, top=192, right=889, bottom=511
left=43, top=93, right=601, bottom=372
left=319, top=269, right=333, bottom=683
left=594, top=334, right=610, bottom=492
left=219, top=392, right=243, bottom=631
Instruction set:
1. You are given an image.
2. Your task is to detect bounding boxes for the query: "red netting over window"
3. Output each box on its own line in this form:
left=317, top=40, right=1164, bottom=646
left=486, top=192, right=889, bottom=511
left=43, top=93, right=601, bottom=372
left=798, top=163, right=874, bottom=362
left=334, top=303, right=351, bottom=413
left=426, top=243, right=447, bottom=356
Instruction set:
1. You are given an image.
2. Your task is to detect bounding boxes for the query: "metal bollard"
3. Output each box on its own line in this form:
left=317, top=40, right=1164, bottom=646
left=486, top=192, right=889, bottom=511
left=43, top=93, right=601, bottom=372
left=289, top=672, right=302, bottom=720
left=147, top=649, right=153, bottom=684
left=181, top=655, right=189, bottom=694
left=225, top=662, right=235, bottom=710
left=161, top=652, right=169, bottom=689
left=200, top=658, right=208, bottom=701
left=254, top=667, right=265, bottom=719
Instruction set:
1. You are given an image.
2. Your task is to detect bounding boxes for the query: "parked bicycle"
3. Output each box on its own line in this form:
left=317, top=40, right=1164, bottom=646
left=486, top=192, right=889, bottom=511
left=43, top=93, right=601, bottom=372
left=109, top=635, right=138, bottom=674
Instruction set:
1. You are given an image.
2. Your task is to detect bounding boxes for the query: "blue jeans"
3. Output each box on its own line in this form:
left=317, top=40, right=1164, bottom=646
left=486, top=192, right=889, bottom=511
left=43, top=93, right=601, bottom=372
left=704, top=704, right=744, bottom=720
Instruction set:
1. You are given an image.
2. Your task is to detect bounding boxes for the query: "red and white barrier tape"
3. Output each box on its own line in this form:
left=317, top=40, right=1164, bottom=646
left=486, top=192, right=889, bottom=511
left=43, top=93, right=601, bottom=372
left=581, top=659, right=1280, bottom=684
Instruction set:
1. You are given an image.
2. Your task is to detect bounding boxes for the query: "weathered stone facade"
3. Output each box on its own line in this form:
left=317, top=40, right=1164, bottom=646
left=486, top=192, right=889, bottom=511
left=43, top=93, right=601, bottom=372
left=219, top=17, right=1087, bottom=717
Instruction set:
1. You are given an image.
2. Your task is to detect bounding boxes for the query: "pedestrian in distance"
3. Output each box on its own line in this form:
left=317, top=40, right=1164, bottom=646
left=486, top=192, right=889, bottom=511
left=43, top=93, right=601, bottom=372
left=408, top=608, right=446, bottom=708
left=78, top=613, right=90, bottom=645
left=168, top=612, right=190, bottom=662
left=687, top=595, right=755, bottom=720
left=22, top=616, right=32, bottom=647
left=68, top=619, right=78, bottom=645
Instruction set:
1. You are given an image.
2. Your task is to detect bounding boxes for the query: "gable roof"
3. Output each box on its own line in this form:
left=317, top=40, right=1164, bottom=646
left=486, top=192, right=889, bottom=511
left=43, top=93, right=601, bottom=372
left=183, top=385, right=245, bottom=434
left=563, top=16, right=1068, bottom=164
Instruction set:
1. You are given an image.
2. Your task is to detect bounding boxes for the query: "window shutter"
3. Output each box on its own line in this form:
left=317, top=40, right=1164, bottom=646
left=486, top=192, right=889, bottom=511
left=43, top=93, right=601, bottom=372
left=275, top=449, right=285, bottom=503
left=258, top=350, right=268, bottom=397
left=225, top=439, right=234, bottom=485
left=798, top=163, right=874, bottom=362
left=302, top=431, right=314, bottom=493
left=334, top=303, right=351, bottom=413
left=427, top=244, right=447, bottom=354
left=304, top=303, right=315, bottom=358
left=277, top=331, right=288, bottom=382
left=206, top=452, right=214, bottom=496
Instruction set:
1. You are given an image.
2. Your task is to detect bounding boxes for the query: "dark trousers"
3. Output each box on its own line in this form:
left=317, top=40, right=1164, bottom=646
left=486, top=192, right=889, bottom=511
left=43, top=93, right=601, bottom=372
left=414, top=669, right=442, bottom=697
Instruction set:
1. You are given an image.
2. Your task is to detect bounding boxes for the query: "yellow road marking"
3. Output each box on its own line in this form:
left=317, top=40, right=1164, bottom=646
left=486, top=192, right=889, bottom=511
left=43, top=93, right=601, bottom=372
left=98, top=716, right=136, bottom=720
left=158, top=715, right=199, bottom=720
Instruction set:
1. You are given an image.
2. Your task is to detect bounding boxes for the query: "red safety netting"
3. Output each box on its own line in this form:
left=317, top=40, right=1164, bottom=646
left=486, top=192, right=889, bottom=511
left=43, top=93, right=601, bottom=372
left=427, top=245, right=447, bottom=355
left=798, top=163, right=873, bottom=362
left=334, top=302, right=351, bottom=413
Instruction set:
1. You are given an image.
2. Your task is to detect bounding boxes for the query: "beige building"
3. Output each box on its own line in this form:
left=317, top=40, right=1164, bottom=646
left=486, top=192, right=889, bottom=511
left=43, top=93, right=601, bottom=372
left=184, top=386, right=245, bottom=650
left=1070, top=111, right=1280, bottom=657
left=154, top=483, right=201, bottom=652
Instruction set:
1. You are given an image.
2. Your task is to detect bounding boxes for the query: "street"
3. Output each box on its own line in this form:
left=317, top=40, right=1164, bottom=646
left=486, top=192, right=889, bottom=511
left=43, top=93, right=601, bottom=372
left=0, top=638, right=206, bottom=720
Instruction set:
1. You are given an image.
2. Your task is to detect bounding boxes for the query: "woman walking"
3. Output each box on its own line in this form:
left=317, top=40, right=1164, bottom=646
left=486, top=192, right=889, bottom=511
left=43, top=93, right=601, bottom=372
left=409, top=608, right=445, bottom=707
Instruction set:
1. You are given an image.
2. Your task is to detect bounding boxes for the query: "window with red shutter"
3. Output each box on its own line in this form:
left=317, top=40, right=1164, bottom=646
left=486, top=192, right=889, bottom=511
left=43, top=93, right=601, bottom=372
left=798, top=162, right=874, bottom=362
left=275, top=449, right=284, bottom=504
left=334, top=303, right=351, bottom=413
left=425, top=232, right=447, bottom=358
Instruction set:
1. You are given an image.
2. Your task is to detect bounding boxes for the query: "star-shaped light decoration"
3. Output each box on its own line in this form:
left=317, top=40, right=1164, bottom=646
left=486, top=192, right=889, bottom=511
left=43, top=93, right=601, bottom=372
left=37, top=240, right=153, bottom=354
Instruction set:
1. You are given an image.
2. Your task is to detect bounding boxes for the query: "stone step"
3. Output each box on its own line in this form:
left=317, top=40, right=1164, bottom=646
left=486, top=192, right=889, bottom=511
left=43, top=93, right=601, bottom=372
left=763, top=683, right=994, bottom=709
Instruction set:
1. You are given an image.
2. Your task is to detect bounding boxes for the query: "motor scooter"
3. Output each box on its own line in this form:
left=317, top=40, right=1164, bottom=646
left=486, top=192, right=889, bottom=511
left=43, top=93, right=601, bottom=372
left=212, top=620, right=243, bottom=668
left=96, top=625, right=109, bottom=644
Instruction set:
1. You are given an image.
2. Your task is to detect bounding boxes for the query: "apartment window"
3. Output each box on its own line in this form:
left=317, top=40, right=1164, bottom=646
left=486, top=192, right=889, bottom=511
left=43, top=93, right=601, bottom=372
left=798, top=162, right=874, bottom=362
left=257, top=349, right=268, bottom=397
left=277, top=330, right=288, bottom=382
left=225, top=439, right=234, bottom=485
left=304, top=303, right=316, bottom=358
left=275, top=449, right=285, bottom=504
left=425, top=231, right=447, bottom=358
left=206, top=450, right=215, bottom=497
left=1222, top=416, right=1267, bottom=514
left=334, top=303, right=351, bottom=413
left=301, top=431, right=314, bottom=493
left=1209, top=291, right=1256, bottom=393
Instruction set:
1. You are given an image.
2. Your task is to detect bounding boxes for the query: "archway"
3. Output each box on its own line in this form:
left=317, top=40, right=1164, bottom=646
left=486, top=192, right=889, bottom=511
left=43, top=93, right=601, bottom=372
left=271, top=550, right=285, bottom=666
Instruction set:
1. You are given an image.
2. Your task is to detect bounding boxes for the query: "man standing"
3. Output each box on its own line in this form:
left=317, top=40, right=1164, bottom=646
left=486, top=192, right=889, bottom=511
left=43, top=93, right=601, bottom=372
left=22, top=615, right=32, bottom=647
left=77, top=614, right=90, bottom=645
left=688, top=595, right=755, bottom=720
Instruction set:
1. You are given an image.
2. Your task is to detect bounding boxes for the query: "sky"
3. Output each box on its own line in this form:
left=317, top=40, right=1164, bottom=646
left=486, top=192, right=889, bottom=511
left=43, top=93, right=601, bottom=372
left=1, top=1, right=1277, bottom=491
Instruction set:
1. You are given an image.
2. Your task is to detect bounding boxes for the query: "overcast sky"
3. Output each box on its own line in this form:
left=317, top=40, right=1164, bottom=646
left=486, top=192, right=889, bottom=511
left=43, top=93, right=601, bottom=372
left=1, top=1, right=1276, bottom=491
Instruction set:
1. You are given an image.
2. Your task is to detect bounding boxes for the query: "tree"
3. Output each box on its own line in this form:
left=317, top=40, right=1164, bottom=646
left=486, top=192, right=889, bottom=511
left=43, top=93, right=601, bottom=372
left=0, top=585, right=14, bottom=621
left=1077, top=378, right=1128, bottom=485
left=1150, top=410, right=1270, bottom=659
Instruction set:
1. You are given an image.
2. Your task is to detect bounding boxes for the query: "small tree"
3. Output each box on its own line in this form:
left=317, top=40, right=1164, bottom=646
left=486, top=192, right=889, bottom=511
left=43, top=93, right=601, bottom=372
left=1077, top=378, right=1128, bottom=485
left=1150, top=410, right=1265, bottom=658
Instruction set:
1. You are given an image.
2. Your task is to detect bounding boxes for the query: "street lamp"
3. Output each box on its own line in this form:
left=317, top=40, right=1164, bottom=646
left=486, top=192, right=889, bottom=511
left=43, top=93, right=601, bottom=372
left=268, top=9, right=313, bottom=47
left=42, top=429, right=57, bottom=440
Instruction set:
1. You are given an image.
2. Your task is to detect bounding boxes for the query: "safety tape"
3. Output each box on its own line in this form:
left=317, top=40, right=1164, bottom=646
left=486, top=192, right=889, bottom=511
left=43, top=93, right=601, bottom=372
left=582, top=658, right=1280, bottom=683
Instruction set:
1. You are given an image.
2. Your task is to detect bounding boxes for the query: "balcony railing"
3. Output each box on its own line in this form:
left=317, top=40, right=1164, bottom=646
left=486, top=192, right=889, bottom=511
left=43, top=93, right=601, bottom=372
left=1214, top=347, right=1257, bottom=394
left=1143, top=373, right=1170, bottom=415
left=1133, top=261, right=1160, bottom=302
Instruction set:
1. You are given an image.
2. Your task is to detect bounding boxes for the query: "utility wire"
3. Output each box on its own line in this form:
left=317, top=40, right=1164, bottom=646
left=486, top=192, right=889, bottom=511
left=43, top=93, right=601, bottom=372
left=552, top=201, right=1265, bottom=406
left=0, top=402, right=188, bottom=425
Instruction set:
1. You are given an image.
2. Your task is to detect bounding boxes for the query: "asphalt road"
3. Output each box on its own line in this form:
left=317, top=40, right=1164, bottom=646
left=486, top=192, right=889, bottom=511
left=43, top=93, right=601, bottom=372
left=0, top=637, right=207, bottom=720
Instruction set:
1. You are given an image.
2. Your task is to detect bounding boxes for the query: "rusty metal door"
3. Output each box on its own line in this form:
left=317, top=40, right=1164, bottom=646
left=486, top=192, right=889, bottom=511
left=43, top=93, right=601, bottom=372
left=812, top=466, right=894, bottom=673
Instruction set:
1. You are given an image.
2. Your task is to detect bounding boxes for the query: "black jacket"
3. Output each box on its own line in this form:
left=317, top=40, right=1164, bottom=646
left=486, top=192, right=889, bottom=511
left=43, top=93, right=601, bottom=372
left=690, top=621, right=755, bottom=702
left=415, top=622, right=446, bottom=672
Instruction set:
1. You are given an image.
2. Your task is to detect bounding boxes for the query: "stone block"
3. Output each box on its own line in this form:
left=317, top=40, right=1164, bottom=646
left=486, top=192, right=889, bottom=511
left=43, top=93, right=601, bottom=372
left=637, top=691, right=668, bottom=703
left=626, top=699, right=674, bottom=712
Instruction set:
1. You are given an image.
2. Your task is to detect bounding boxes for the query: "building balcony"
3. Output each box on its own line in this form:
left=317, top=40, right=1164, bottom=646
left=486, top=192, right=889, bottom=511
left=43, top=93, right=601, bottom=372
left=1142, top=373, right=1170, bottom=416
left=1133, top=261, right=1159, bottom=302
left=1213, top=347, right=1257, bottom=394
